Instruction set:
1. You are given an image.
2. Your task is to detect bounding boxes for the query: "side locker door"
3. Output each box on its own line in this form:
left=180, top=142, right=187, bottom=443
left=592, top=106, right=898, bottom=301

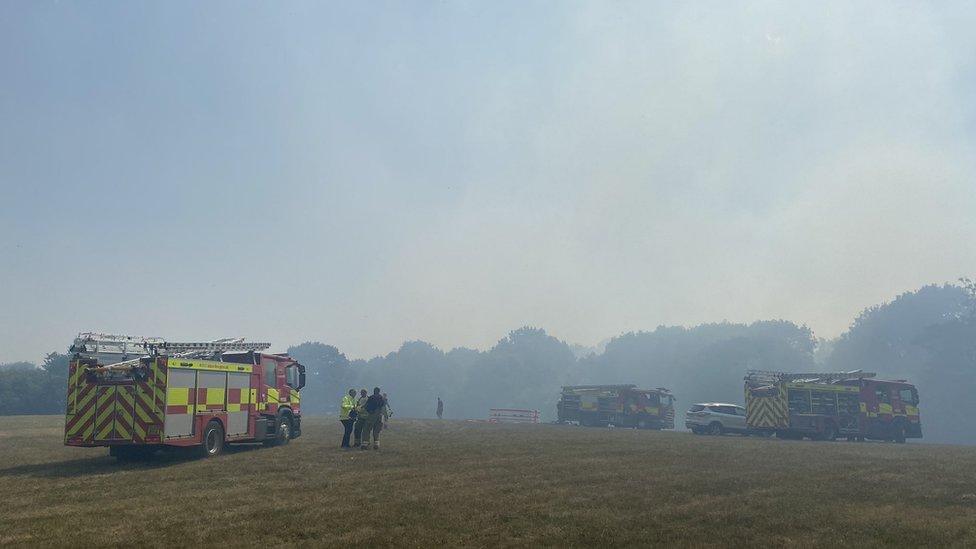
left=197, top=371, right=226, bottom=414
left=115, top=385, right=137, bottom=443
left=226, top=372, right=250, bottom=437
left=93, top=385, right=118, bottom=441
left=165, top=369, right=196, bottom=438
left=876, top=386, right=893, bottom=419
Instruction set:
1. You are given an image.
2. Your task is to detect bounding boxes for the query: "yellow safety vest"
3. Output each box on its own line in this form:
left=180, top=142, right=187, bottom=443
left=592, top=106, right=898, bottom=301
left=340, top=395, right=357, bottom=420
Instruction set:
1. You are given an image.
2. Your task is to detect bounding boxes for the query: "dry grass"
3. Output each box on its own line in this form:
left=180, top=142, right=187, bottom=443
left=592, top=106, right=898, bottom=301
left=2, top=416, right=976, bottom=547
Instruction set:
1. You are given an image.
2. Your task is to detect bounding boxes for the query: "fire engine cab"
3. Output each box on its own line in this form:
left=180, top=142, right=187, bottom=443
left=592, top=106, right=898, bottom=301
left=745, top=370, right=921, bottom=442
left=64, top=333, right=305, bottom=460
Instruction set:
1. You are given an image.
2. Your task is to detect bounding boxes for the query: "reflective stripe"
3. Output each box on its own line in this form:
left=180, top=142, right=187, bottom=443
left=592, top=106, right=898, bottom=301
left=167, top=388, right=190, bottom=406
left=168, top=359, right=252, bottom=373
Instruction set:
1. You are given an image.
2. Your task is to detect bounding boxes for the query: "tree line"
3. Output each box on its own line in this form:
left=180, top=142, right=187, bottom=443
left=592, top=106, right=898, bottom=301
left=0, top=353, right=69, bottom=415
left=3, top=281, right=974, bottom=444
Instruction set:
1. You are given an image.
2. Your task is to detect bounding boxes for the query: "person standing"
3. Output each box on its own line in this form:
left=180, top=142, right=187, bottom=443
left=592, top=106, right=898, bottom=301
left=352, top=389, right=369, bottom=447
left=381, top=392, right=393, bottom=430
left=436, top=396, right=444, bottom=419
left=339, top=389, right=357, bottom=448
left=360, top=387, right=386, bottom=450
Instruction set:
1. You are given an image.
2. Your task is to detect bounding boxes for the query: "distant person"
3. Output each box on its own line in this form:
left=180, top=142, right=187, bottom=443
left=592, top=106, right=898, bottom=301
left=381, top=392, right=393, bottom=429
left=353, top=388, right=369, bottom=447
left=339, top=389, right=357, bottom=449
left=437, top=396, right=444, bottom=419
left=360, top=387, right=386, bottom=450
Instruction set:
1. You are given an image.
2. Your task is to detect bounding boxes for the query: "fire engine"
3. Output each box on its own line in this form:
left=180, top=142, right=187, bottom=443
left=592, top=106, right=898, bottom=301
left=557, top=384, right=675, bottom=429
left=744, top=370, right=921, bottom=442
left=64, top=333, right=306, bottom=460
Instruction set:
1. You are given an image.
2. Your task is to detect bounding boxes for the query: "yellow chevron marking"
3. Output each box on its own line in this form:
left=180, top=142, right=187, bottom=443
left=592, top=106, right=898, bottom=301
left=96, top=421, right=114, bottom=440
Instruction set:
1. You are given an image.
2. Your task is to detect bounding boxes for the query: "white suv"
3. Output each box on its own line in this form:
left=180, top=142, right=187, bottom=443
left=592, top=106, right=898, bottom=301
left=685, top=403, right=754, bottom=436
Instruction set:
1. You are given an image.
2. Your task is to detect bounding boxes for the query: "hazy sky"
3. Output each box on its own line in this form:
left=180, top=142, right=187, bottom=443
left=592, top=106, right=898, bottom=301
left=2, top=2, right=975, bottom=363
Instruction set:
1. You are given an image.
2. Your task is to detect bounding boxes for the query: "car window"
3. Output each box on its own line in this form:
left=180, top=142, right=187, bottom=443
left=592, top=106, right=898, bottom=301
left=689, top=405, right=705, bottom=412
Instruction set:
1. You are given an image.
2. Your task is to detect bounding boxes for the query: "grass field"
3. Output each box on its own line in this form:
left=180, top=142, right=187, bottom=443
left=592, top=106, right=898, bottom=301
left=2, top=416, right=976, bottom=547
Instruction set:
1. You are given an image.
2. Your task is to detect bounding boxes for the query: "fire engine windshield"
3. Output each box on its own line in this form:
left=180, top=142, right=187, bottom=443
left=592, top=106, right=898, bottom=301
left=899, top=387, right=919, bottom=405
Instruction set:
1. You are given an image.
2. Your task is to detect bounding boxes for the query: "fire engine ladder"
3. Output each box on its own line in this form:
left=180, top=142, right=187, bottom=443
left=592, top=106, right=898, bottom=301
left=70, top=332, right=271, bottom=371
left=745, top=369, right=876, bottom=386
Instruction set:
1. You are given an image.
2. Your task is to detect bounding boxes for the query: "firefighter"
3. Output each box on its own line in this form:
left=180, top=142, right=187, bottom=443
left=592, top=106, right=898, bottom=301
left=381, top=392, right=393, bottom=430
left=360, top=387, right=386, bottom=450
left=437, top=396, right=444, bottom=419
left=339, top=389, right=357, bottom=448
left=353, top=389, right=369, bottom=447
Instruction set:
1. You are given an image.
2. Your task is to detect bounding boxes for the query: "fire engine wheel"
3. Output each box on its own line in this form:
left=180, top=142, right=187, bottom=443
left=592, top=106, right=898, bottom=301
left=265, top=416, right=292, bottom=447
left=200, top=420, right=225, bottom=458
left=708, top=422, right=724, bottom=436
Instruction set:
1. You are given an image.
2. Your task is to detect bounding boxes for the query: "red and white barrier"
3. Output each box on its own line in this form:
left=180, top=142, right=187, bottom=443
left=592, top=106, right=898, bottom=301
left=488, top=408, right=541, bottom=424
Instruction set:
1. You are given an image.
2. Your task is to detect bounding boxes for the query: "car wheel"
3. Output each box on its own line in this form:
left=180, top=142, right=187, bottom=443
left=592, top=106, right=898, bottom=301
left=200, top=420, right=224, bottom=458
left=709, top=422, right=723, bottom=436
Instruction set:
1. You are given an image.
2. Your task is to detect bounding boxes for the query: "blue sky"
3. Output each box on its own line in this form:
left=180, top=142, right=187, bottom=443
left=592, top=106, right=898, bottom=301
left=2, top=1, right=975, bottom=363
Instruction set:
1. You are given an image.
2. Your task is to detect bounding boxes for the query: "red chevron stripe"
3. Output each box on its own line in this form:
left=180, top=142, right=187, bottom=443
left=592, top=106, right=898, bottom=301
left=76, top=382, right=95, bottom=404
left=134, top=390, right=154, bottom=419
left=95, top=398, right=114, bottom=423
left=117, top=390, right=135, bottom=417
left=133, top=415, right=153, bottom=443
left=95, top=417, right=115, bottom=439
left=65, top=397, right=98, bottom=432
left=95, top=403, right=115, bottom=429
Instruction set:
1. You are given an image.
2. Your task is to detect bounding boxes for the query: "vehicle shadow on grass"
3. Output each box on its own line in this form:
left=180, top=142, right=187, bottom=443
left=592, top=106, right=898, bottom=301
left=0, top=443, right=265, bottom=479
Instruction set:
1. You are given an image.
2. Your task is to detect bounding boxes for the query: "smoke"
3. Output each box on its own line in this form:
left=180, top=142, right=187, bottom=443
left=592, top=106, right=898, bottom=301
left=1, top=1, right=975, bottom=361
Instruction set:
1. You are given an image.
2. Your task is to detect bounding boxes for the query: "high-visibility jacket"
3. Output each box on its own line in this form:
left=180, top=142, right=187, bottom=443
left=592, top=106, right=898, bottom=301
left=340, top=395, right=357, bottom=420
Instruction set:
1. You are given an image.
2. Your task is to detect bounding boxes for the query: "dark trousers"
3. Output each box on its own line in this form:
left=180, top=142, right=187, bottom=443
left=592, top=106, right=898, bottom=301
left=340, top=419, right=355, bottom=447
left=353, top=417, right=365, bottom=446
left=360, top=413, right=382, bottom=448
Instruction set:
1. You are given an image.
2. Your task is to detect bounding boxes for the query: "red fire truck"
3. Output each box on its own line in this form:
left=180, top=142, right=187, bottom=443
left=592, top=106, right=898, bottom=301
left=745, top=370, right=921, bottom=442
left=64, top=333, right=305, bottom=460
left=557, top=384, right=675, bottom=429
